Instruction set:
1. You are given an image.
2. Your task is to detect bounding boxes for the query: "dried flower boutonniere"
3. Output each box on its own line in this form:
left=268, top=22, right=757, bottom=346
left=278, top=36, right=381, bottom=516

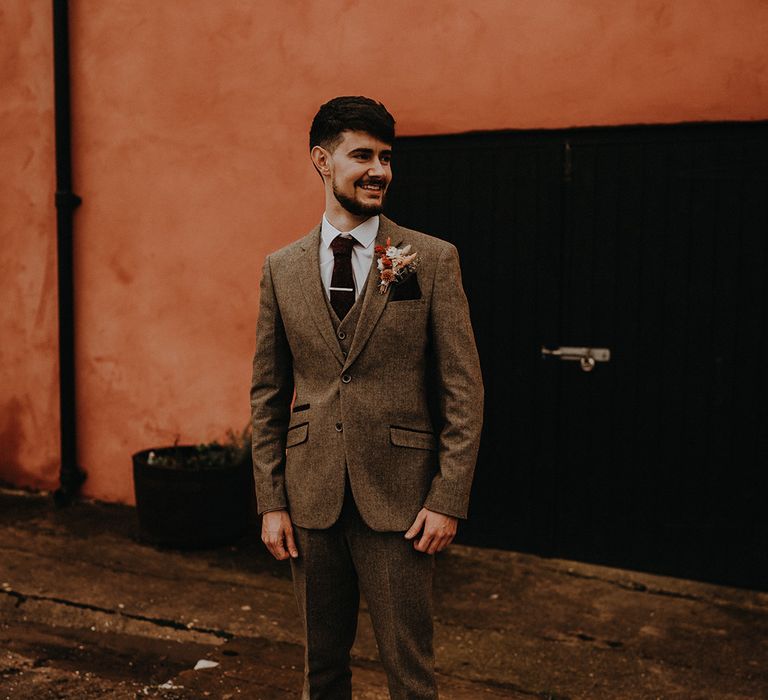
left=375, top=238, right=419, bottom=294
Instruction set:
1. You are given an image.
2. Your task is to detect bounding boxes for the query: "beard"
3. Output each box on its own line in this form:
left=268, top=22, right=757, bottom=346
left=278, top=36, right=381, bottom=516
left=332, top=179, right=387, bottom=217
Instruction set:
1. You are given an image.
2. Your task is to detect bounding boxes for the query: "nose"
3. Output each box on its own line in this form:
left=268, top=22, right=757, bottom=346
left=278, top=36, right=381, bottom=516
left=368, top=158, right=386, bottom=178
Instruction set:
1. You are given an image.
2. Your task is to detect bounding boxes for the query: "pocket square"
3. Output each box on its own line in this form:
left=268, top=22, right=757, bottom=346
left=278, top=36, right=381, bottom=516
left=389, top=273, right=421, bottom=301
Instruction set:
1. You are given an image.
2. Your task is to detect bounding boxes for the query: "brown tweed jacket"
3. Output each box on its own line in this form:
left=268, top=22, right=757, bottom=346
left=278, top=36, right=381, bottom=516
left=250, top=215, right=483, bottom=531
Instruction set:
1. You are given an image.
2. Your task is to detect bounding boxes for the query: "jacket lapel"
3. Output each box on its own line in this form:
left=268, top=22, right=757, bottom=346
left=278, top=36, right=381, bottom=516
left=343, top=216, right=403, bottom=370
left=297, top=225, right=346, bottom=366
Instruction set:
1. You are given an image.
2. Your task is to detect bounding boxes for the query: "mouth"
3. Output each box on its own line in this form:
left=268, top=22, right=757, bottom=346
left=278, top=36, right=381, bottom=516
left=356, top=180, right=386, bottom=194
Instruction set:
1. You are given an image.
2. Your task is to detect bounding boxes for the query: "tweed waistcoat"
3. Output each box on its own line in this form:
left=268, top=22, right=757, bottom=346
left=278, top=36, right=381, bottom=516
left=325, top=273, right=370, bottom=354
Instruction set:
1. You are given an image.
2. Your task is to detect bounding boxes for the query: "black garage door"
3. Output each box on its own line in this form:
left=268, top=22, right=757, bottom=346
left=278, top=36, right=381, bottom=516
left=386, top=122, right=768, bottom=590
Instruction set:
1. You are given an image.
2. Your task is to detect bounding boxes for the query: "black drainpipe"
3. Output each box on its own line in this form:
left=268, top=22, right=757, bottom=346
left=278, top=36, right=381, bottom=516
left=52, top=0, right=86, bottom=506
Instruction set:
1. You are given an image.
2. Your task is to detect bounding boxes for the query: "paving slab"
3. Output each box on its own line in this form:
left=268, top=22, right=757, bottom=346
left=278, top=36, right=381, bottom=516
left=0, top=487, right=766, bottom=699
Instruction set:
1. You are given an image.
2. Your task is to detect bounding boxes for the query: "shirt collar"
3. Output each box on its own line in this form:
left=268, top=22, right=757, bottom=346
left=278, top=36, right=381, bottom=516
left=321, top=214, right=379, bottom=250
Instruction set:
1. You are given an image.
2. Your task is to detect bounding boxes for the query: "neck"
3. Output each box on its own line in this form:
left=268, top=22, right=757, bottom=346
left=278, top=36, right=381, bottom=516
left=324, top=196, right=371, bottom=232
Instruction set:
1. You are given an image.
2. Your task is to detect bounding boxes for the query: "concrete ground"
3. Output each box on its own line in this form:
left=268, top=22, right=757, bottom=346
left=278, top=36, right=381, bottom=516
left=0, top=487, right=766, bottom=700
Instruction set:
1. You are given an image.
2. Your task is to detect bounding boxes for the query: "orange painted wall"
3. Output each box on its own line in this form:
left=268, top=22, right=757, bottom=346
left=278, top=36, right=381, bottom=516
left=0, top=2, right=60, bottom=491
left=3, top=0, right=768, bottom=503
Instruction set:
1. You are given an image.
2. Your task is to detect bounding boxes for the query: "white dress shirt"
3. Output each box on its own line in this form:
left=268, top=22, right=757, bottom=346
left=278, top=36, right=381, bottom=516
left=319, top=214, right=379, bottom=300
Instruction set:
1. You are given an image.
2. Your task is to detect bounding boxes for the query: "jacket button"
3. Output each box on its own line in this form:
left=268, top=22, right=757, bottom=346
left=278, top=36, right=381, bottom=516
left=335, top=422, right=343, bottom=432
left=338, top=330, right=346, bottom=340
left=341, top=374, right=351, bottom=383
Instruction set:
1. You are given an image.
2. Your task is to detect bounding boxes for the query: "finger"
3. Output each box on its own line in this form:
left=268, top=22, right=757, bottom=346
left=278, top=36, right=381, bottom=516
left=284, top=525, right=299, bottom=558
left=273, top=531, right=289, bottom=560
left=261, top=527, right=275, bottom=557
left=264, top=538, right=278, bottom=559
left=261, top=531, right=273, bottom=556
left=404, top=510, right=427, bottom=540
left=431, top=530, right=451, bottom=552
left=427, top=535, right=444, bottom=555
left=264, top=530, right=288, bottom=560
left=415, top=531, right=434, bottom=552
left=263, top=538, right=276, bottom=559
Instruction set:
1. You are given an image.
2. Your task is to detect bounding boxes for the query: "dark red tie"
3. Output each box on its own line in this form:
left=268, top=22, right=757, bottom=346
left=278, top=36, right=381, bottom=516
left=330, top=235, right=358, bottom=320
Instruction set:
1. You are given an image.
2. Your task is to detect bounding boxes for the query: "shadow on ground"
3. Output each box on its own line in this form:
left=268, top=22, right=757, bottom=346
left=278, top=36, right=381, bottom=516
left=0, top=488, right=766, bottom=699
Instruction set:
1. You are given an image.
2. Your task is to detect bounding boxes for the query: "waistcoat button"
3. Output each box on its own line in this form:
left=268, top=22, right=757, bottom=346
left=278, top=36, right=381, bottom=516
left=341, top=374, right=351, bottom=384
left=335, top=422, right=343, bottom=432
left=338, top=330, right=346, bottom=340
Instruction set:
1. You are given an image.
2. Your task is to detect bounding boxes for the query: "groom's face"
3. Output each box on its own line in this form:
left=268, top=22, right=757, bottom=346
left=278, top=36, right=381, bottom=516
left=327, top=131, right=392, bottom=217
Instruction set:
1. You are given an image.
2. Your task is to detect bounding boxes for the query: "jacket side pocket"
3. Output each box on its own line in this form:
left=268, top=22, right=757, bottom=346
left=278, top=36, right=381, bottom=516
left=390, top=426, right=436, bottom=451
left=286, top=423, right=308, bottom=448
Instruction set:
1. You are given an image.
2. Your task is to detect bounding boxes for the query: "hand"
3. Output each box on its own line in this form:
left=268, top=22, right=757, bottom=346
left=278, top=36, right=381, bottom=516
left=261, top=509, right=299, bottom=560
left=404, top=507, right=457, bottom=554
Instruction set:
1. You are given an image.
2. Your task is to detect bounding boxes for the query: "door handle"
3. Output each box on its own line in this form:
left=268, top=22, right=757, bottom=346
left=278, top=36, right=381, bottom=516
left=541, top=345, right=611, bottom=372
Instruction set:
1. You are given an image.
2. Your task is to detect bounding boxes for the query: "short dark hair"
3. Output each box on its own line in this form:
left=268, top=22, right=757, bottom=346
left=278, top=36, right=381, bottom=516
left=309, top=96, right=395, bottom=152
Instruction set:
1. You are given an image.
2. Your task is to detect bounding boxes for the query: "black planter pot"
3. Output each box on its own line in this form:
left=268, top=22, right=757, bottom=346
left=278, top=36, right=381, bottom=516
left=132, top=445, right=255, bottom=548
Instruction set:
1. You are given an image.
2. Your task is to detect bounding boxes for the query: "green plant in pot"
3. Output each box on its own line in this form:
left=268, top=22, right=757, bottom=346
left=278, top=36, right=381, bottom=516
left=132, top=425, right=255, bottom=548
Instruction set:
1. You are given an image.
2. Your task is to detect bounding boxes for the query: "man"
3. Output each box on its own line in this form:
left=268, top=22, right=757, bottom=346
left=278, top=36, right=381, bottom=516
left=250, top=96, right=483, bottom=700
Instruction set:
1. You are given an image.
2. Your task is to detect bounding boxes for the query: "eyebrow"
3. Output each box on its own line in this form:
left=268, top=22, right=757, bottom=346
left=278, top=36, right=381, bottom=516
left=347, top=147, right=393, bottom=157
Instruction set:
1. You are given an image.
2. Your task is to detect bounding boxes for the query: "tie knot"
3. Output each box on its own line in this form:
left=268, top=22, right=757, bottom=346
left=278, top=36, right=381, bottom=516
left=330, top=235, right=357, bottom=257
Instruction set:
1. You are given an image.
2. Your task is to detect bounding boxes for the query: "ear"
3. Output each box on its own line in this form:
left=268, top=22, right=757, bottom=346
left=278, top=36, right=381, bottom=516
left=310, top=145, right=331, bottom=178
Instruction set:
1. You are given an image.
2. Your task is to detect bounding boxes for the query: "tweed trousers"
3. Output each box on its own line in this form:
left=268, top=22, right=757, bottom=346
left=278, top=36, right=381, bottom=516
left=290, top=476, right=437, bottom=700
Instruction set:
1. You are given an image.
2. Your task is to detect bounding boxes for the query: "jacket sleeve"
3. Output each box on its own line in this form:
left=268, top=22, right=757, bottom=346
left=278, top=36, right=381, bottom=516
left=250, top=255, right=294, bottom=514
left=423, top=243, right=484, bottom=519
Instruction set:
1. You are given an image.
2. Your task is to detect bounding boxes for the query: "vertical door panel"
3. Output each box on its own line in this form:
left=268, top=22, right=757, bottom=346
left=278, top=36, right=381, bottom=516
left=387, top=134, right=562, bottom=552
